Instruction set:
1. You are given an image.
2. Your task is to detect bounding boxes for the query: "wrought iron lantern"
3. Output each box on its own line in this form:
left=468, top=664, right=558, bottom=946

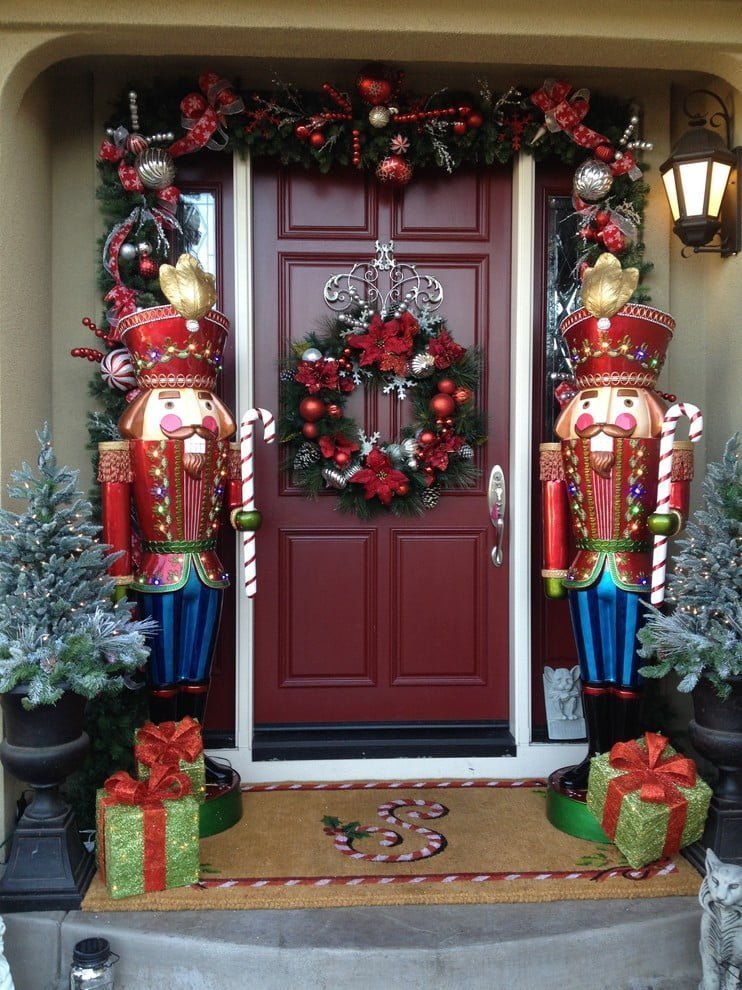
left=660, top=89, right=741, bottom=257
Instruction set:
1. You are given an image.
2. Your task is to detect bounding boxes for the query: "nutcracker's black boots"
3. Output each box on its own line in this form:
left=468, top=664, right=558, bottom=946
left=560, top=685, right=611, bottom=792
left=610, top=687, right=644, bottom=746
left=178, top=681, right=233, bottom=784
left=148, top=685, right=178, bottom=724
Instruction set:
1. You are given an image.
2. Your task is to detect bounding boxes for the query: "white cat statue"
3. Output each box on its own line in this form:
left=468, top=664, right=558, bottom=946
left=0, top=917, right=14, bottom=990
left=699, top=848, right=742, bottom=990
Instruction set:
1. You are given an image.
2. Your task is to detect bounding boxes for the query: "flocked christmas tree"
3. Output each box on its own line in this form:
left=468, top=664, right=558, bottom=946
left=0, top=425, right=154, bottom=708
left=639, top=434, right=742, bottom=698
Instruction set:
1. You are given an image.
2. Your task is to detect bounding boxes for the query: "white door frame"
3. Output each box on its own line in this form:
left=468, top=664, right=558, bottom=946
left=220, top=152, right=583, bottom=781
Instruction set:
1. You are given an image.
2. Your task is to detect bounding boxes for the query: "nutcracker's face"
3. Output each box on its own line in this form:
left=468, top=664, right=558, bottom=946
left=119, top=387, right=237, bottom=446
left=555, top=385, right=665, bottom=449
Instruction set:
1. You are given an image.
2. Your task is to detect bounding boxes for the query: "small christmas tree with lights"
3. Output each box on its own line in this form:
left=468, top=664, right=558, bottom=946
left=639, top=434, right=742, bottom=698
left=0, top=425, right=154, bottom=708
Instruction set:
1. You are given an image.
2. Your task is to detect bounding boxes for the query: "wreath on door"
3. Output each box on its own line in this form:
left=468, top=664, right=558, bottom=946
left=279, top=244, right=486, bottom=518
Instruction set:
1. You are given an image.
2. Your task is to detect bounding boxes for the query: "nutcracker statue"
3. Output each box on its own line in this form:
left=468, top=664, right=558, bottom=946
left=541, top=255, right=699, bottom=831
left=97, top=256, right=260, bottom=774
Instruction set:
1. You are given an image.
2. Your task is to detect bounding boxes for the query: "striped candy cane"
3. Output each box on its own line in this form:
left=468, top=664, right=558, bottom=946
left=239, top=407, right=275, bottom=598
left=650, top=401, right=703, bottom=605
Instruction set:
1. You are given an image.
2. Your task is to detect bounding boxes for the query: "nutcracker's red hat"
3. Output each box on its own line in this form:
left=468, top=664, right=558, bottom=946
left=560, top=303, right=675, bottom=390
left=117, top=306, right=229, bottom=391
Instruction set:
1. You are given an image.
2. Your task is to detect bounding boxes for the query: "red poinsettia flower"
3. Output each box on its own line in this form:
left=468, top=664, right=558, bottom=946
left=419, top=434, right=464, bottom=472
left=319, top=433, right=360, bottom=464
left=351, top=448, right=409, bottom=506
left=428, top=331, right=466, bottom=370
left=347, top=313, right=419, bottom=376
left=294, top=358, right=339, bottom=394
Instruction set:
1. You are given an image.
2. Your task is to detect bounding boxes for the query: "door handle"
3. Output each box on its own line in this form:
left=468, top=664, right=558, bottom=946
left=487, top=465, right=506, bottom=566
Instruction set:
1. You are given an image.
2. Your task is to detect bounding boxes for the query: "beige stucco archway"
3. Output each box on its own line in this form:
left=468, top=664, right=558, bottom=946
left=0, top=0, right=740, bottom=829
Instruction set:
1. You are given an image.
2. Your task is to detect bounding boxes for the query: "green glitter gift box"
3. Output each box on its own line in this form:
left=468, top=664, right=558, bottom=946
left=96, top=765, right=200, bottom=899
left=586, top=732, right=711, bottom=869
left=134, top=716, right=206, bottom=804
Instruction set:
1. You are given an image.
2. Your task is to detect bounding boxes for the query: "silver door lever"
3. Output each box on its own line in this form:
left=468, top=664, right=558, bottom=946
left=487, top=465, right=506, bottom=566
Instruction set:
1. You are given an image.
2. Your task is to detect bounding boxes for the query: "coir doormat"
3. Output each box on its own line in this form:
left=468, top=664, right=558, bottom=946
left=82, top=779, right=701, bottom=911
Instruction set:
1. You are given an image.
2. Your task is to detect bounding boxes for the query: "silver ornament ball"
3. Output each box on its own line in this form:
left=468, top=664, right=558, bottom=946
left=572, top=158, right=614, bottom=203
left=119, top=243, right=137, bottom=261
left=135, top=147, right=176, bottom=190
left=137, top=241, right=152, bottom=257
left=368, top=106, right=391, bottom=129
left=301, top=347, right=323, bottom=362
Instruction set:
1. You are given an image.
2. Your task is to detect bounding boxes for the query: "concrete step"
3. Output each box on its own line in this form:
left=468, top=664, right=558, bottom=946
left=5, top=898, right=702, bottom=990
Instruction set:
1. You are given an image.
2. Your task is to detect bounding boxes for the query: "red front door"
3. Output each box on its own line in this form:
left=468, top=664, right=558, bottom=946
left=250, top=164, right=512, bottom=732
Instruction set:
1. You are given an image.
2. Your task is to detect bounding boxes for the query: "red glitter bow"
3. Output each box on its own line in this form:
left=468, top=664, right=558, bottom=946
left=601, top=732, right=697, bottom=857
left=104, top=763, right=193, bottom=806
left=134, top=716, right=204, bottom=769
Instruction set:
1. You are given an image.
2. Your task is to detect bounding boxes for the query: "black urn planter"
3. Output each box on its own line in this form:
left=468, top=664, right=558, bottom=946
left=0, top=687, right=95, bottom=911
left=684, top=675, right=742, bottom=871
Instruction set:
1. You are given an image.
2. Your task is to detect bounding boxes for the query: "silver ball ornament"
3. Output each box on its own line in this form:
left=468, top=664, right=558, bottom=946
left=572, top=158, right=614, bottom=203
left=135, top=147, right=176, bottom=190
left=119, top=243, right=137, bottom=261
left=137, top=241, right=152, bottom=257
left=368, top=106, right=391, bottom=129
left=301, top=347, right=323, bottom=362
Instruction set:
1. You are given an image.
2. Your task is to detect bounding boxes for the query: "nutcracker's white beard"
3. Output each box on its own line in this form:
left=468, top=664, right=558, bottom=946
left=184, top=435, right=207, bottom=479
left=587, top=431, right=615, bottom=478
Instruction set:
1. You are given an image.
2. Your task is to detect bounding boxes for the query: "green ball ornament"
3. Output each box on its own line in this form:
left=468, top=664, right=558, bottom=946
left=544, top=577, right=567, bottom=600
left=647, top=511, right=681, bottom=537
left=232, top=509, right=263, bottom=532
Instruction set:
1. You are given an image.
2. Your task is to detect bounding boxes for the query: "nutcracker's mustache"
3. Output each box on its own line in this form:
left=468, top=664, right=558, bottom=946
left=160, top=424, right=218, bottom=441
left=575, top=421, right=636, bottom=439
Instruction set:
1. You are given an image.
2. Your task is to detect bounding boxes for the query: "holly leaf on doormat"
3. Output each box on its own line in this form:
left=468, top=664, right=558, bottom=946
left=322, top=815, right=373, bottom=841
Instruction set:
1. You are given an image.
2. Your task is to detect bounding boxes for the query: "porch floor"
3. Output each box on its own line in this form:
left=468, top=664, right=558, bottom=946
left=5, top=896, right=702, bottom=989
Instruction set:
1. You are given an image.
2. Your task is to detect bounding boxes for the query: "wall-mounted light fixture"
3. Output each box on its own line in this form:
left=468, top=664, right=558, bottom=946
left=660, top=89, right=741, bottom=257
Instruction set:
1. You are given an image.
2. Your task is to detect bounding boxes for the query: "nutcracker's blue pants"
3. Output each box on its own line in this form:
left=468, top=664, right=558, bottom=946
left=568, top=568, right=648, bottom=690
left=137, top=567, right=223, bottom=687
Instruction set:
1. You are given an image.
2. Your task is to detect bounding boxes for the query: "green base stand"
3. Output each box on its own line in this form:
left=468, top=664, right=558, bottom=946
left=546, top=767, right=609, bottom=842
left=199, top=769, right=243, bottom=838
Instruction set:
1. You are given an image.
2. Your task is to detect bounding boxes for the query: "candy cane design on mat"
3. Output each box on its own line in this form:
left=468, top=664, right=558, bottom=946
left=651, top=401, right=703, bottom=605
left=323, top=798, right=449, bottom=862
left=239, top=407, right=275, bottom=598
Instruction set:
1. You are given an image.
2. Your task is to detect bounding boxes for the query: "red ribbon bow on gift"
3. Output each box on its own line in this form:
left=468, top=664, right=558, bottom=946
left=104, top=763, right=193, bottom=805
left=601, top=732, right=697, bottom=858
left=135, top=716, right=204, bottom=769
left=169, top=72, right=245, bottom=158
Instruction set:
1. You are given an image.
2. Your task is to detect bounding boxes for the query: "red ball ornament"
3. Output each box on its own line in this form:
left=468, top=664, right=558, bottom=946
left=376, top=155, right=414, bottom=187
left=429, top=393, right=456, bottom=418
left=334, top=450, right=351, bottom=467
left=356, top=64, right=394, bottom=106
left=326, top=403, right=342, bottom=420
left=594, top=210, right=611, bottom=229
left=419, top=430, right=436, bottom=445
left=437, top=378, right=457, bottom=394
left=467, top=112, right=484, bottom=128
left=452, top=121, right=468, bottom=136
left=294, top=125, right=310, bottom=140
left=309, top=132, right=325, bottom=148
left=397, top=482, right=410, bottom=496
left=125, top=133, right=149, bottom=156
left=299, top=397, right=326, bottom=422
left=138, top=256, right=159, bottom=278
left=594, top=144, right=615, bottom=163
left=454, top=388, right=473, bottom=405
left=301, top=422, right=320, bottom=440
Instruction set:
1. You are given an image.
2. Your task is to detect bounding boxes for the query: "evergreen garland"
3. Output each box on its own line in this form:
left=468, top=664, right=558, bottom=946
left=639, top=434, right=742, bottom=697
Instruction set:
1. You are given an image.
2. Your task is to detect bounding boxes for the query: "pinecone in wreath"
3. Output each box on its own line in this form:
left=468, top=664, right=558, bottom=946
left=421, top=485, right=440, bottom=510
left=293, top=442, right=321, bottom=470
left=280, top=368, right=295, bottom=382
left=459, top=444, right=474, bottom=460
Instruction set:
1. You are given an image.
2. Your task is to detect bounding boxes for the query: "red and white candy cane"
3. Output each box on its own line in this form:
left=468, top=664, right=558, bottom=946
left=239, top=407, right=275, bottom=598
left=651, top=401, right=703, bottom=605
